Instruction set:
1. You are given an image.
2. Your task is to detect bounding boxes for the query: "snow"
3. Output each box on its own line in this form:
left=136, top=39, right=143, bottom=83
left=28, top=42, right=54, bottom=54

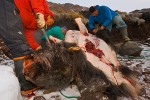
left=25, top=85, right=80, bottom=100
left=0, top=65, right=22, bottom=100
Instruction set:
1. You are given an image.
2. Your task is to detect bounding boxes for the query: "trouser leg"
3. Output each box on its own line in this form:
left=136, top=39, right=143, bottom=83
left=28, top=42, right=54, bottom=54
left=119, top=26, right=130, bottom=42
left=112, top=15, right=130, bottom=42
left=106, top=23, right=113, bottom=32
left=14, top=59, right=36, bottom=91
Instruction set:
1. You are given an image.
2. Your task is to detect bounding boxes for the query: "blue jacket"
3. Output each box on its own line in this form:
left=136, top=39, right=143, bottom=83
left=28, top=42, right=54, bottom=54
left=88, top=5, right=118, bottom=30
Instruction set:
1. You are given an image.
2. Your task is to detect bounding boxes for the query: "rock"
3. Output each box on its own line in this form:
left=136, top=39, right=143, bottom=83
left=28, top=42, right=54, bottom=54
left=132, top=66, right=143, bottom=76
left=142, top=70, right=150, bottom=75
left=126, top=61, right=132, bottom=66
left=128, top=15, right=145, bottom=25
left=33, top=96, right=46, bottom=100
left=138, top=96, right=149, bottom=100
left=131, top=12, right=143, bottom=18
left=139, top=88, right=146, bottom=96
left=0, top=38, right=12, bottom=59
left=115, top=41, right=143, bottom=56
left=137, top=18, right=145, bottom=25
left=136, top=64, right=142, bottom=68
left=143, top=75, right=150, bottom=83
left=144, top=68, right=150, bottom=71
left=145, top=38, right=150, bottom=44
left=141, top=11, right=150, bottom=22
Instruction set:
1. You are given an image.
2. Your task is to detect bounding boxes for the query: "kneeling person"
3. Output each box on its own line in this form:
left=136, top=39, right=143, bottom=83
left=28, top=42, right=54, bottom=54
left=42, top=26, right=67, bottom=43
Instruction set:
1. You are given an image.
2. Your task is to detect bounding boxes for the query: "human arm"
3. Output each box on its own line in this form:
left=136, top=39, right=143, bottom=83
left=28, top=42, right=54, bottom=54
left=41, top=29, right=62, bottom=43
left=88, top=16, right=95, bottom=31
left=43, top=0, right=54, bottom=26
left=49, top=36, right=62, bottom=43
left=75, top=18, right=89, bottom=36
left=102, top=6, right=112, bottom=27
left=29, top=0, right=54, bottom=28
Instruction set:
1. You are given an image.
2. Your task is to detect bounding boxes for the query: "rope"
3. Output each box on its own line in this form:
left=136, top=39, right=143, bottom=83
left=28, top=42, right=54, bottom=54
left=59, top=90, right=80, bottom=99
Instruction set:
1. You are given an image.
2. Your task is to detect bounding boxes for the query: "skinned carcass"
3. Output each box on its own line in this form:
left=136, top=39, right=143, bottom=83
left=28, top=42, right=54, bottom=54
left=23, top=40, right=140, bottom=100
left=65, top=30, right=141, bottom=98
left=0, top=65, right=22, bottom=100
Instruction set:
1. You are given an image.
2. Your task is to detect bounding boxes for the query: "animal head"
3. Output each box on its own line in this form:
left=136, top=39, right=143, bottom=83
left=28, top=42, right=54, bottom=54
left=23, top=48, right=55, bottom=85
left=23, top=43, right=81, bottom=87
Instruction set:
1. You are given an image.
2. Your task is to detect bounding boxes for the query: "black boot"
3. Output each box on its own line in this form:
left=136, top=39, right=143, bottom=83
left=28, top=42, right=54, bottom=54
left=14, top=59, right=37, bottom=94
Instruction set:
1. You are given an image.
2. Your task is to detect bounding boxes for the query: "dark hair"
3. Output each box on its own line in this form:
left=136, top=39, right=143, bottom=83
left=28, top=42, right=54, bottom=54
left=89, top=6, right=96, bottom=13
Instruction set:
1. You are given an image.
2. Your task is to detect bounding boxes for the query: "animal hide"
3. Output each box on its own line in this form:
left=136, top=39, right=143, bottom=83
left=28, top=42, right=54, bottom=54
left=24, top=41, right=140, bottom=99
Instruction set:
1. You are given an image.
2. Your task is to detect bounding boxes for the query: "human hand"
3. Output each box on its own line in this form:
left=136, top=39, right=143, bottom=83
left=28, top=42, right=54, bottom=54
left=49, top=36, right=62, bottom=43
left=92, top=29, right=97, bottom=34
left=100, top=26, right=105, bottom=30
left=36, top=13, right=45, bottom=28
left=45, top=15, right=54, bottom=26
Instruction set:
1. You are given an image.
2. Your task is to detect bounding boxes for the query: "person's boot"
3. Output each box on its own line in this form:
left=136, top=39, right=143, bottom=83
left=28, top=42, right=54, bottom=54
left=13, top=57, right=38, bottom=95
left=119, top=27, right=131, bottom=42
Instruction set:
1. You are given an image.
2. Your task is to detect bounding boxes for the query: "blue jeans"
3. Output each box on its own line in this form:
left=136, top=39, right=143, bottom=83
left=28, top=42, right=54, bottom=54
left=0, top=0, right=32, bottom=58
left=106, top=15, right=127, bottom=31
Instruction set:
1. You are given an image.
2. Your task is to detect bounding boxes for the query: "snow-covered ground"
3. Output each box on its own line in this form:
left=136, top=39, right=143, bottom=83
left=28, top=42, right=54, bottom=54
left=118, top=42, right=150, bottom=100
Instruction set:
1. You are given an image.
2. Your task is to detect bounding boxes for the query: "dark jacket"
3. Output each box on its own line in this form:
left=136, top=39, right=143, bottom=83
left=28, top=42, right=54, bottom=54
left=0, top=0, right=32, bottom=58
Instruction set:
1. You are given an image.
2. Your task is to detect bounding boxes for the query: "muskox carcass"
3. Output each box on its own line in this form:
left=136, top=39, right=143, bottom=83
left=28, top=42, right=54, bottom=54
left=23, top=40, right=140, bottom=100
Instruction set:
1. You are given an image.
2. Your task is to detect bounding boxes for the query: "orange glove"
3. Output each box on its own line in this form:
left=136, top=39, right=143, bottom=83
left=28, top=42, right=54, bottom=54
left=45, top=15, right=54, bottom=26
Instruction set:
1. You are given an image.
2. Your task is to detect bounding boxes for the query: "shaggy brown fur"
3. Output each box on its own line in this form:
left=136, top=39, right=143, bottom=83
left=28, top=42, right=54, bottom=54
left=24, top=42, right=140, bottom=100
left=119, top=66, right=141, bottom=95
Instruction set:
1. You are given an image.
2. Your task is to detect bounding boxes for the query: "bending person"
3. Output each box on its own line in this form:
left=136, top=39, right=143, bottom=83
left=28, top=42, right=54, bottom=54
left=88, top=5, right=131, bottom=42
left=42, top=26, right=68, bottom=43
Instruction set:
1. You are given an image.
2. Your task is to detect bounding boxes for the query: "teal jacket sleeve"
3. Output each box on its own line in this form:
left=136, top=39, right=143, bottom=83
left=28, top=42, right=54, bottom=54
left=102, top=6, right=112, bottom=27
left=55, top=32, right=65, bottom=40
left=53, top=26, right=65, bottom=40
